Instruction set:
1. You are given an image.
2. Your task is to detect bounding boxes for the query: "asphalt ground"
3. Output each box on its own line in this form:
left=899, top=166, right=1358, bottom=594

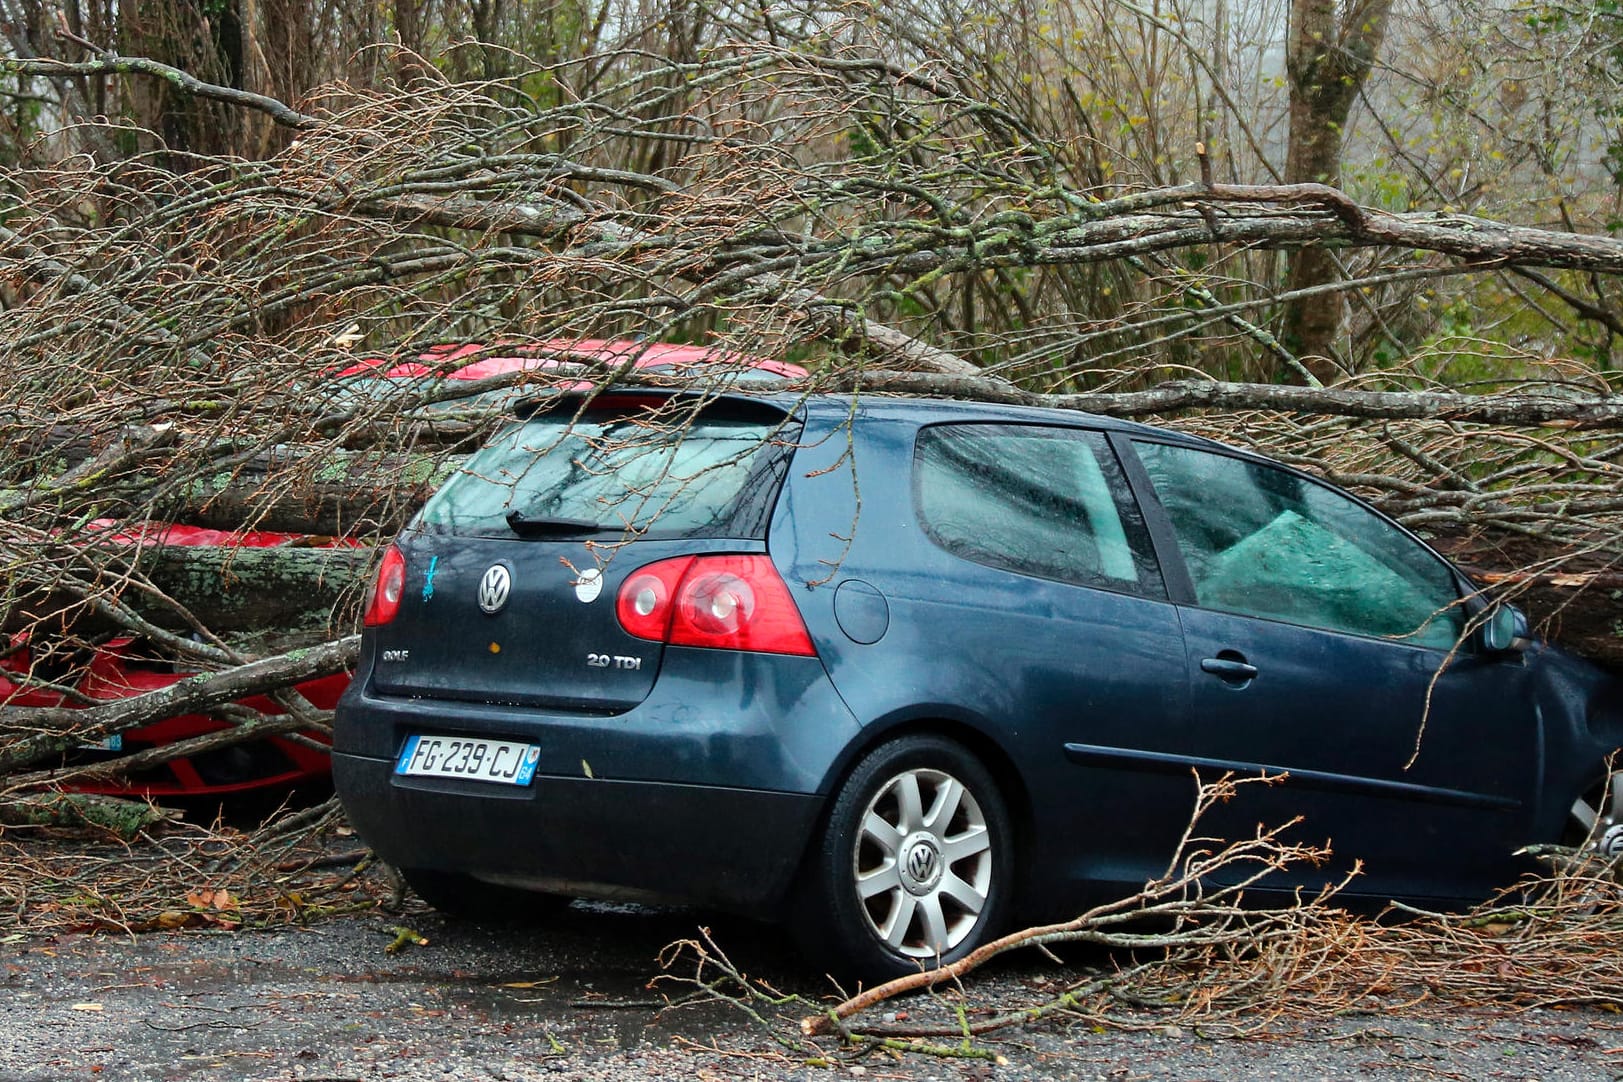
left=3, top=899, right=1620, bottom=1081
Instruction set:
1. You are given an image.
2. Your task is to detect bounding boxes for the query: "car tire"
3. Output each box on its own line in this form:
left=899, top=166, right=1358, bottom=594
left=794, top=735, right=1013, bottom=984
left=401, top=868, right=571, bottom=922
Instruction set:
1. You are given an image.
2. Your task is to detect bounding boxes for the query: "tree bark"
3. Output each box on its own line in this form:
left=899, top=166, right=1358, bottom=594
left=135, top=544, right=374, bottom=633
left=1281, top=0, right=1397, bottom=381
left=0, top=791, right=174, bottom=838
left=147, top=447, right=455, bottom=536
left=2, top=544, right=374, bottom=637
left=849, top=370, right=1623, bottom=428
left=6, top=709, right=317, bottom=793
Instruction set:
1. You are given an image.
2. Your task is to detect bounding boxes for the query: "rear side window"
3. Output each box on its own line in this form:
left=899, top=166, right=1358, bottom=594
left=914, top=424, right=1162, bottom=596
left=417, top=404, right=793, bottom=540
left=1134, top=440, right=1464, bottom=648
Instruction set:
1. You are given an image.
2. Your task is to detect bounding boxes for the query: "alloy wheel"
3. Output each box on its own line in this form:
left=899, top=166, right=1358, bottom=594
left=1570, top=771, right=1623, bottom=859
left=851, top=765, right=994, bottom=960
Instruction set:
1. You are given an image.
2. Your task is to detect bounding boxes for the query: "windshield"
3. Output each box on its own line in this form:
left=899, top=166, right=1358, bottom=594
left=417, top=407, right=792, bottom=540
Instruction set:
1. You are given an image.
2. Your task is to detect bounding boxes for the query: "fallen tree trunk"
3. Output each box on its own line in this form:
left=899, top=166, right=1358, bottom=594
left=2, top=544, right=376, bottom=637
left=153, top=480, right=428, bottom=537
left=0, top=791, right=175, bottom=837
left=1475, top=572, right=1623, bottom=672
left=850, top=371, right=1623, bottom=429
left=146, top=444, right=452, bottom=536
left=136, top=544, right=374, bottom=634
left=1430, top=529, right=1623, bottom=673
left=4, top=709, right=318, bottom=795
left=5, top=440, right=461, bottom=537
left=1468, top=570, right=1623, bottom=671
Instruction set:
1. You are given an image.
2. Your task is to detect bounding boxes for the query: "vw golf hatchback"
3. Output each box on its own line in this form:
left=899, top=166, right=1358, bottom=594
left=334, top=386, right=1623, bottom=980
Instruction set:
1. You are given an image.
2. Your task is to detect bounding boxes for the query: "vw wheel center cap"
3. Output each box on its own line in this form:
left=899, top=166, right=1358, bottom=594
left=900, top=833, right=944, bottom=894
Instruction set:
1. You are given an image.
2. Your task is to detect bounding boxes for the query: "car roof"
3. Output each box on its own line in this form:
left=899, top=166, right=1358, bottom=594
left=735, top=389, right=1225, bottom=452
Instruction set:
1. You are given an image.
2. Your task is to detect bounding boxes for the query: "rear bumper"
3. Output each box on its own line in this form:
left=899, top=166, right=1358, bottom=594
left=334, top=750, right=819, bottom=910
left=332, top=644, right=859, bottom=911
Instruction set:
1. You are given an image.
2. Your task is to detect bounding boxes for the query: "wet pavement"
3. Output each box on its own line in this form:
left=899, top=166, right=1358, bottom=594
left=2, top=902, right=1620, bottom=1080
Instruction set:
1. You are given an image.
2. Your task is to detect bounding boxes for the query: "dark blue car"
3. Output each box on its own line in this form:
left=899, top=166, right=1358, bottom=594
left=333, top=386, right=1623, bottom=980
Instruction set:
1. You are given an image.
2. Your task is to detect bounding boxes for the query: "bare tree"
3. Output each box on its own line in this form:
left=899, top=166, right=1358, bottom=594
left=1, top=20, right=1623, bottom=810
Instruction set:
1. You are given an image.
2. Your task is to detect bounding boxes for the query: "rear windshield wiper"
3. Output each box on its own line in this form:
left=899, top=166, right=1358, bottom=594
left=503, top=509, right=619, bottom=537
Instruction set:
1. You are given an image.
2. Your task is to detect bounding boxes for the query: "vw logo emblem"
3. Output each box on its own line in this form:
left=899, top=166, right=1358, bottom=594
left=906, top=844, right=937, bottom=882
left=478, top=564, right=513, bottom=614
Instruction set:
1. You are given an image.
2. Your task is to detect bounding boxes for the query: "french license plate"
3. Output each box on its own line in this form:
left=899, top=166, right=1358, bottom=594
left=395, top=734, right=540, bottom=786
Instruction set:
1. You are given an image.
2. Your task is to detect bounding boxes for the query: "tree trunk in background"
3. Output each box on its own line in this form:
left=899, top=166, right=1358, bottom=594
left=240, top=0, right=316, bottom=157
left=116, top=0, right=244, bottom=160
left=392, top=0, right=433, bottom=83
left=1282, top=0, right=1394, bottom=383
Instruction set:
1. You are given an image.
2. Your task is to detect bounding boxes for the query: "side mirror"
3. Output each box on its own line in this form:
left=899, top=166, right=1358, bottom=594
left=1479, top=603, right=1531, bottom=654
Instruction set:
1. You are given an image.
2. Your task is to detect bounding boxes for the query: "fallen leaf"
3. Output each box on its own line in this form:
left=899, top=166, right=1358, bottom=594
left=581, top=759, right=594, bottom=779
left=498, top=978, right=560, bottom=989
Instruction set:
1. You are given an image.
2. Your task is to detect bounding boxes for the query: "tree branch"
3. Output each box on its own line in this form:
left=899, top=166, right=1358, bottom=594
left=0, top=636, right=358, bottom=776
left=0, top=54, right=322, bottom=131
left=846, top=371, right=1623, bottom=428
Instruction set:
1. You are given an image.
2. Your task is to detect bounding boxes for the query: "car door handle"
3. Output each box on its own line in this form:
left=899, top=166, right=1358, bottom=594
left=1201, top=657, right=1259, bottom=681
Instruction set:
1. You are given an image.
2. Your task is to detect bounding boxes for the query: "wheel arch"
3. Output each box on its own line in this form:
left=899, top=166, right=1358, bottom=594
left=792, top=712, right=1036, bottom=897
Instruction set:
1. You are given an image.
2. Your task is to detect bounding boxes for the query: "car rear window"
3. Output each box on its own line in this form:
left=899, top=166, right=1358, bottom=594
left=914, top=423, right=1163, bottom=596
left=416, top=401, right=795, bottom=540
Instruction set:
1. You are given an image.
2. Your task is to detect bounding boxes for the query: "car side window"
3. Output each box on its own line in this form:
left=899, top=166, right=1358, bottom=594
left=1133, top=440, right=1464, bottom=648
left=915, top=425, right=1163, bottom=596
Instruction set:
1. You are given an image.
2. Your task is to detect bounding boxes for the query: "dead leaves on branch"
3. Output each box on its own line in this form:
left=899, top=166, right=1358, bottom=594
left=0, top=796, right=390, bottom=936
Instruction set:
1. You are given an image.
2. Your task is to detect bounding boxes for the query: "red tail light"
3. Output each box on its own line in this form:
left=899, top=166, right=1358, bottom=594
left=616, top=555, right=816, bottom=656
left=364, top=546, right=407, bottom=627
